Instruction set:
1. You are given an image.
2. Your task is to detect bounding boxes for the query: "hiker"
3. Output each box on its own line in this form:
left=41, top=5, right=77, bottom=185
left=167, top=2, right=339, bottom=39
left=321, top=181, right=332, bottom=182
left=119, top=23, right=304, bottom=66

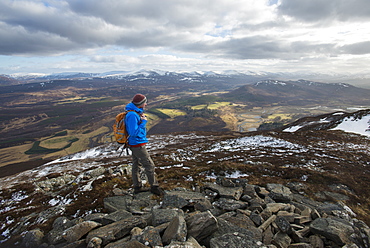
left=125, top=94, right=164, bottom=196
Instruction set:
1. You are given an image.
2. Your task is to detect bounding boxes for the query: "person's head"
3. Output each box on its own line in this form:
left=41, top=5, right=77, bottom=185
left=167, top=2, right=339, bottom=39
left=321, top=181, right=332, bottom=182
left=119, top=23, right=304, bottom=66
left=132, top=94, right=147, bottom=108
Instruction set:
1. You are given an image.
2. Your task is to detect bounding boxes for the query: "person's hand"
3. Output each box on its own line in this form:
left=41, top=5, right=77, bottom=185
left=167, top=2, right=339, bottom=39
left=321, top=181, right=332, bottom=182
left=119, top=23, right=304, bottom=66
left=141, top=114, right=147, bottom=120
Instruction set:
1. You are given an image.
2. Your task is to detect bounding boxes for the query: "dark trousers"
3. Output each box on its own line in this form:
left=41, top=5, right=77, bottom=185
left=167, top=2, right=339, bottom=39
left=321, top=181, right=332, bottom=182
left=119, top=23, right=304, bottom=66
left=129, top=145, right=158, bottom=188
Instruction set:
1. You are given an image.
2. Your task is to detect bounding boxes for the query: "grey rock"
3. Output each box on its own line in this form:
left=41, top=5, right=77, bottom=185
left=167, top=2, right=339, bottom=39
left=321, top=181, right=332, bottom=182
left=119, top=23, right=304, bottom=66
left=210, top=232, right=261, bottom=248
left=250, top=211, right=264, bottom=226
left=212, top=198, right=248, bottom=211
left=36, top=205, right=66, bottom=224
left=84, top=167, right=107, bottom=178
left=277, top=211, right=299, bottom=223
left=162, top=190, right=206, bottom=208
left=35, top=174, right=76, bottom=191
left=275, top=216, right=291, bottom=234
left=316, top=203, right=344, bottom=216
left=259, top=215, right=277, bottom=232
left=263, top=225, right=274, bottom=245
left=204, top=182, right=243, bottom=200
left=212, top=218, right=256, bottom=241
left=86, top=216, right=146, bottom=245
left=288, top=243, right=313, bottom=248
left=221, top=213, right=262, bottom=241
left=248, top=198, right=265, bottom=213
left=84, top=213, right=109, bottom=224
left=255, top=186, right=270, bottom=198
left=186, top=210, right=218, bottom=242
left=310, top=217, right=354, bottom=246
left=47, top=216, right=75, bottom=245
left=267, top=183, right=293, bottom=203
left=103, top=195, right=132, bottom=213
left=271, top=231, right=292, bottom=248
left=152, top=208, right=184, bottom=226
left=194, top=198, right=213, bottom=212
left=105, top=239, right=147, bottom=248
left=266, top=203, right=290, bottom=214
left=315, top=191, right=350, bottom=201
left=165, top=236, right=203, bottom=248
left=129, top=192, right=159, bottom=213
left=308, top=235, right=324, bottom=248
left=21, top=229, right=44, bottom=248
left=101, top=210, right=133, bottom=225
left=162, top=215, right=187, bottom=245
left=62, top=239, right=87, bottom=248
left=135, top=226, right=163, bottom=247
left=62, top=220, right=101, bottom=243
left=87, top=236, right=103, bottom=248
left=215, top=176, right=248, bottom=187
left=243, top=184, right=259, bottom=198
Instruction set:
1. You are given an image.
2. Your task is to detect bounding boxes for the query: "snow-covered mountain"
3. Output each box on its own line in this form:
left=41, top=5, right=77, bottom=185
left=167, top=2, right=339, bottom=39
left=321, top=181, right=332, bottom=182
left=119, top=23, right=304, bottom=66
left=282, top=109, right=370, bottom=136
left=2, top=69, right=365, bottom=82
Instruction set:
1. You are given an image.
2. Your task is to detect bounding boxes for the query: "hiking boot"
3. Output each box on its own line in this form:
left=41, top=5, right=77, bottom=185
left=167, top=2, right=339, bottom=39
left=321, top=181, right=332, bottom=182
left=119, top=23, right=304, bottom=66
left=133, top=186, right=150, bottom=194
left=150, top=186, right=165, bottom=196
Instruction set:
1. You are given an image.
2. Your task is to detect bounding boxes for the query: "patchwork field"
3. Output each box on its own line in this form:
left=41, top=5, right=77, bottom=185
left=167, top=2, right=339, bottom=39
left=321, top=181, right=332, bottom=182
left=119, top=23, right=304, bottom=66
left=1, top=76, right=369, bottom=169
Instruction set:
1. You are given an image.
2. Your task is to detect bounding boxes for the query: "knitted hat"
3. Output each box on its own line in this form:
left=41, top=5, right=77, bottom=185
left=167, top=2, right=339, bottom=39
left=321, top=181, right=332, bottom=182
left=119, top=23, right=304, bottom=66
left=132, top=94, right=147, bottom=106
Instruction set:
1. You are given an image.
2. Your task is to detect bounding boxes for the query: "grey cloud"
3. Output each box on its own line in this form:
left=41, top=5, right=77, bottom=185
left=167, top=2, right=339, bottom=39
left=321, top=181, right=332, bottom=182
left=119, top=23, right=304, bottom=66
left=0, top=22, right=80, bottom=55
left=0, top=0, right=210, bottom=55
left=278, top=0, right=370, bottom=22
left=339, top=41, right=370, bottom=55
left=67, top=0, right=216, bottom=29
left=178, top=36, right=337, bottom=60
left=1, top=0, right=369, bottom=65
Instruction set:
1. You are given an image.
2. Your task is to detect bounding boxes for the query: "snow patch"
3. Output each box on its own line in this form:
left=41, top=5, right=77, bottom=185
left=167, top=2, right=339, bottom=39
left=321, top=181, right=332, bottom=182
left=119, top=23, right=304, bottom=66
left=331, top=114, right=370, bottom=137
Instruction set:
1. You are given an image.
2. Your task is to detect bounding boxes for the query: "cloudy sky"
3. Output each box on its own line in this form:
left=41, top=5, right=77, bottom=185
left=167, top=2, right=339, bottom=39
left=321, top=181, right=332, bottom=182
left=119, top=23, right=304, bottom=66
left=1, top=0, right=370, bottom=75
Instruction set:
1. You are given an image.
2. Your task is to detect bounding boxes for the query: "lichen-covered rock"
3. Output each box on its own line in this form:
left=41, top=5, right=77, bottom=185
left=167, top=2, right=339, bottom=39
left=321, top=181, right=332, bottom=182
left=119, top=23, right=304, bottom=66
left=21, top=229, right=44, bottom=248
left=152, top=208, right=184, bottom=226
left=186, top=211, right=218, bottom=242
left=62, top=220, right=101, bottom=243
left=86, top=216, right=146, bottom=245
left=210, top=232, right=261, bottom=248
left=204, top=182, right=243, bottom=200
left=162, top=215, right=187, bottom=245
left=267, top=183, right=293, bottom=203
left=310, top=217, right=354, bottom=246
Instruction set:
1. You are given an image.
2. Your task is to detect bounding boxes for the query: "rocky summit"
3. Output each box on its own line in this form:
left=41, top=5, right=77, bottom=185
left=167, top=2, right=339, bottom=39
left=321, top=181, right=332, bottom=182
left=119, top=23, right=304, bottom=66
left=16, top=179, right=370, bottom=248
left=0, top=117, right=370, bottom=247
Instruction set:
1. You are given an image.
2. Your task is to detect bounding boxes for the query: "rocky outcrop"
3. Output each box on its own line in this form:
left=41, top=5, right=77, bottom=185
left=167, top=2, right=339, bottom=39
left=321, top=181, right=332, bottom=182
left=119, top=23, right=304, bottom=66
left=21, top=177, right=370, bottom=248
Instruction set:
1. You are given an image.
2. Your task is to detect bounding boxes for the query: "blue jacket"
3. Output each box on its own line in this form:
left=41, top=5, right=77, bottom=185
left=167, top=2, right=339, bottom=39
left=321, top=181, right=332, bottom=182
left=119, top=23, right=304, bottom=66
left=124, top=102, right=148, bottom=146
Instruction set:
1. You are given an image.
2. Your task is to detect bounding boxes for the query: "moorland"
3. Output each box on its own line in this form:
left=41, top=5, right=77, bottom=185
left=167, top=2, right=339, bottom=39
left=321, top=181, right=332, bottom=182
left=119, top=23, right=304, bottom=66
left=1, top=72, right=370, bottom=171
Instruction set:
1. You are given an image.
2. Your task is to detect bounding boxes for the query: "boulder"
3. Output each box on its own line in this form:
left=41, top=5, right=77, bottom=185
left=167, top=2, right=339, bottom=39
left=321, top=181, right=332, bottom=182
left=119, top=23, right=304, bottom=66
left=213, top=198, right=248, bottom=211
left=86, top=216, right=146, bottom=245
left=204, top=182, right=244, bottom=200
left=135, top=226, right=163, bottom=247
left=310, top=218, right=354, bottom=246
left=162, top=215, right=187, bottom=245
left=186, top=211, right=218, bottom=242
left=21, top=229, right=44, bottom=248
left=152, top=208, right=184, bottom=226
left=267, top=183, right=293, bottom=203
left=162, top=190, right=206, bottom=208
left=62, top=221, right=101, bottom=243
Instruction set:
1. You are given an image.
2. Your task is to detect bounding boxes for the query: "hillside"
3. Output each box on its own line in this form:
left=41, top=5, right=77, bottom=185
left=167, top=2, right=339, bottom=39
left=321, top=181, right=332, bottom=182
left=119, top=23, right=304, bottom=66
left=0, top=73, right=369, bottom=168
left=224, top=80, right=370, bottom=105
left=0, top=110, right=369, bottom=247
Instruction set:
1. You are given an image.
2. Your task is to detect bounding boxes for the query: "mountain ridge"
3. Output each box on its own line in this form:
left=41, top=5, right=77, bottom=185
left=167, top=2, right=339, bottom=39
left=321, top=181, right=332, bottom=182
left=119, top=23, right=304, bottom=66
left=1, top=69, right=370, bottom=88
left=0, top=110, right=369, bottom=247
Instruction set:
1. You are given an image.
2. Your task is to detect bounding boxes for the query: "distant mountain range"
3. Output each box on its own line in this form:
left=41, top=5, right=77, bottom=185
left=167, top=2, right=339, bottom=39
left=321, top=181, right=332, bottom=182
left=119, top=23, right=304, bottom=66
left=1, top=69, right=370, bottom=88
left=224, top=79, right=370, bottom=105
